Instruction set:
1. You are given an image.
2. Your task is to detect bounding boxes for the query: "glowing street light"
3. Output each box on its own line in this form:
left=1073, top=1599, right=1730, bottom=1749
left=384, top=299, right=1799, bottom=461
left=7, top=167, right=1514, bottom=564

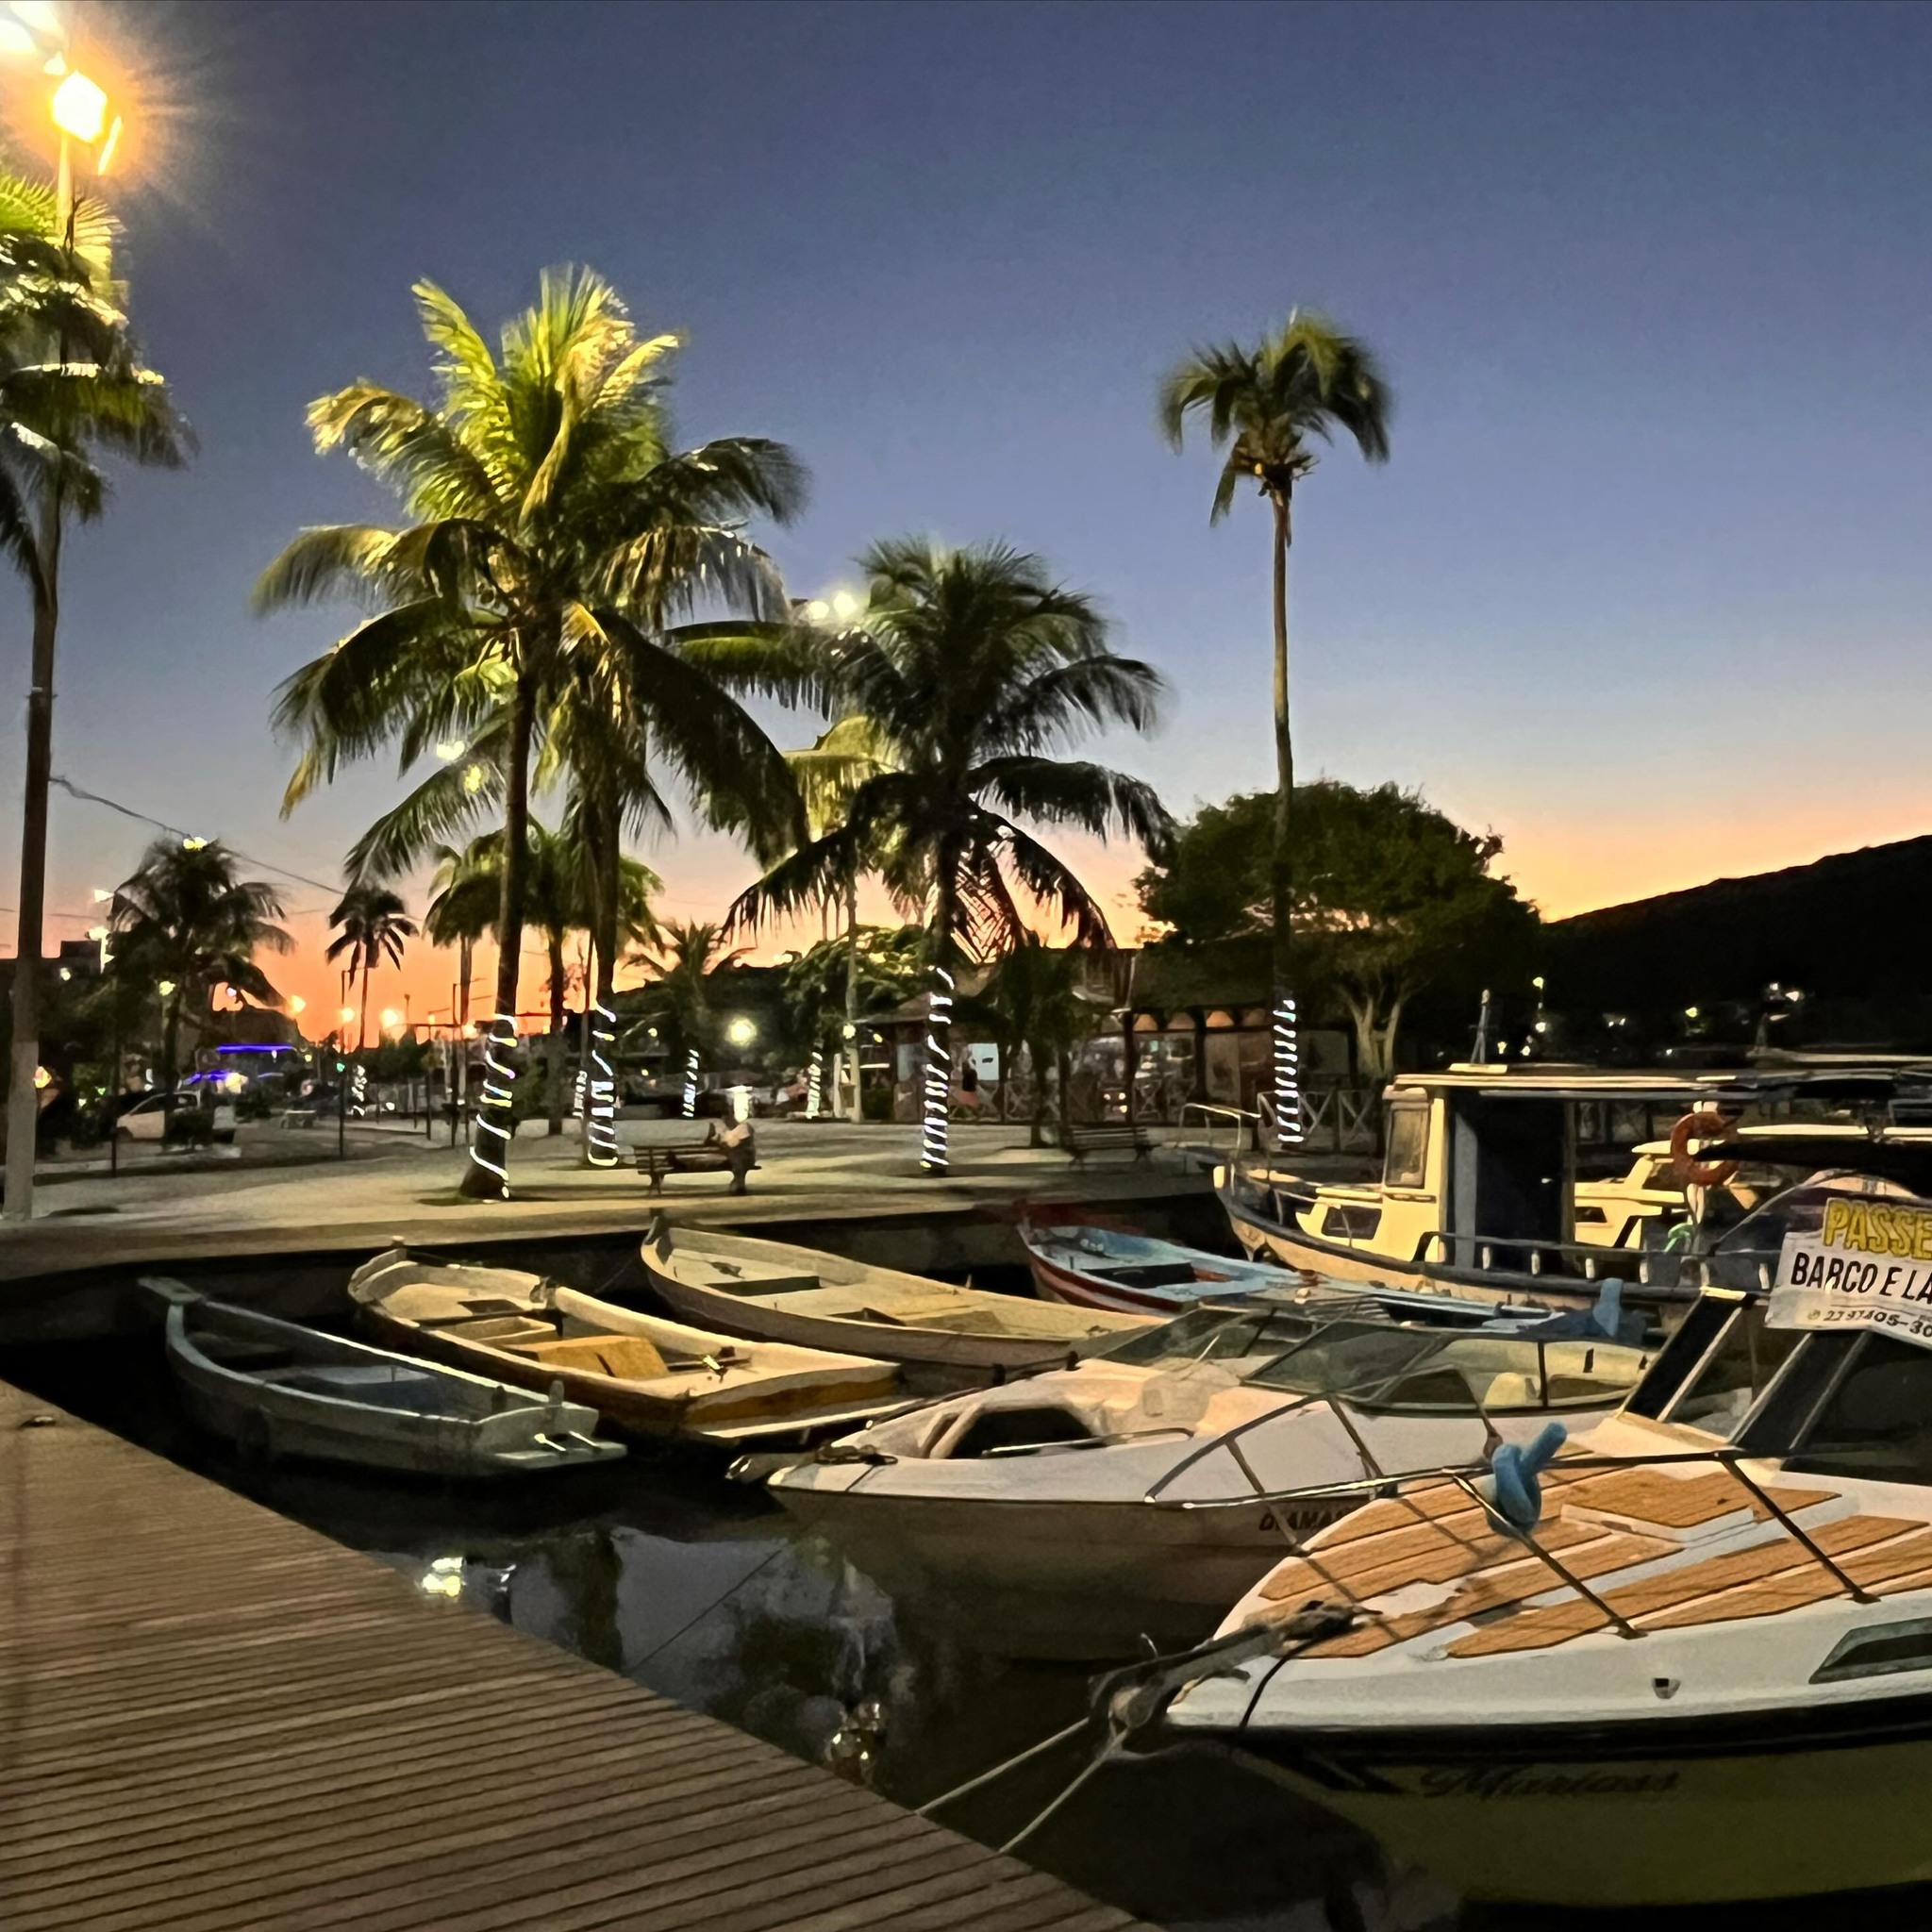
left=380, top=1008, right=404, bottom=1037
left=724, top=1015, right=758, bottom=1048
left=286, top=994, right=306, bottom=1016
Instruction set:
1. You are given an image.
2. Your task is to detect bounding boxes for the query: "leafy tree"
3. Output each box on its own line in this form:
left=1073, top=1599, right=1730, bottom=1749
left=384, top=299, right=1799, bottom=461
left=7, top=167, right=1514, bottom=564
left=1138, top=782, right=1535, bottom=1077
left=1160, top=315, right=1391, bottom=1128
left=258, top=268, right=803, bottom=1197
left=726, top=538, right=1171, bottom=1169
left=779, top=923, right=924, bottom=1092
left=108, top=841, right=292, bottom=1106
left=325, top=883, right=415, bottom=1052
left=3, top=181, right=191, bottom=1215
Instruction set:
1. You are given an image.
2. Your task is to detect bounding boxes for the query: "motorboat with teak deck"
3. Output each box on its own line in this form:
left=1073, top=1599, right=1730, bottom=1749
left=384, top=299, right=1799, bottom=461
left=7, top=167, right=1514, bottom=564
left=1164, top=1174, right=1932, bottom=1905
left=348, top=1250, right=904, bottom=1445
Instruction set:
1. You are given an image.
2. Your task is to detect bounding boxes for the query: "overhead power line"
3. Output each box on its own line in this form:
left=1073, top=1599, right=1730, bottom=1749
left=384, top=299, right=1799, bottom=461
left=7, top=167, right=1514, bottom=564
left=50, top=775, right=343, bottom=899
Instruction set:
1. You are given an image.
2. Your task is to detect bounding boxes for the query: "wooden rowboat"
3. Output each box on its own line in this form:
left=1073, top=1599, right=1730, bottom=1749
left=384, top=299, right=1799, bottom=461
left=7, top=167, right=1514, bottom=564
left=347, top=1249, right=905, bottom=1444
left=148, top=1278, right=624, bottom=1477
left=641, top=1221, right=1153, bottom=1373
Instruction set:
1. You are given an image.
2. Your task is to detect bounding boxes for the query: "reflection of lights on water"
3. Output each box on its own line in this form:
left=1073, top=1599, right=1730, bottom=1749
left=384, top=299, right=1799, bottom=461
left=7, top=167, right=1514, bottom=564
left=420, top=1556, right=464, bottom=1598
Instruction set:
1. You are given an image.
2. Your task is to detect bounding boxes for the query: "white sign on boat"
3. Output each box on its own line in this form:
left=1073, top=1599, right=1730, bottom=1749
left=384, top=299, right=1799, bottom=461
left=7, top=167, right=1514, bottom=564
left=1771, top=1195, right=1932, bottom=1349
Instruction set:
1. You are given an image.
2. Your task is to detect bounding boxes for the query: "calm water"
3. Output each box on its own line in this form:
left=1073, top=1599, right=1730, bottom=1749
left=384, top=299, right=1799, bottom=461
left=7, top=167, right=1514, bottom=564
left=10, top=1242, right=1932, bottom=1932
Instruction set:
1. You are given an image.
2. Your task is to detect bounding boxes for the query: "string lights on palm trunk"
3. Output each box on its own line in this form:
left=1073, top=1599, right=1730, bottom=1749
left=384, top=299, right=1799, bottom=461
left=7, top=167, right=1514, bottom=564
left=468, top=1013, right=519, bottom=1197
left=682, top=1046, right=699, bottom=1119
left=922, top=966, right=955, bottom=1174
left=586, top=1000, right=619, bottom=1167
left=1274, top=992, right=1303, bottom=1148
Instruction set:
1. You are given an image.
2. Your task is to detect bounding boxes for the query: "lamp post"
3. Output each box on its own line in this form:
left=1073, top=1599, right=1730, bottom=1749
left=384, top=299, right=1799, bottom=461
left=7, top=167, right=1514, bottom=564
left=2, top=8, right=122, bottom=1222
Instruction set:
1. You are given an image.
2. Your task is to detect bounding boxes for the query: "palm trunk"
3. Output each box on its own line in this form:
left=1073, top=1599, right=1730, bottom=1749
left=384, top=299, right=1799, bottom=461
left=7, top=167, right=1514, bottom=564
left=460, top=675, right=535, bottom=1199
left=546, top=933, right=567, bottom=1135
left=1269, top=488, right=1300, bottom=1147
left=160, top=990, right=183, bottom=1126
left=920, top=867, right=958, bottom=1174
left=583, top=805, right=621, bottom=1167
left=1057, top=1047, right=1074, bottom=1137
left=454, top=933, right=473, bottom=1126
left=358, top=956, right=371, bottom=1053
left=842, top=874, right=860, bottom=1121
left=1027, top=1040, right=1047, bottom=1148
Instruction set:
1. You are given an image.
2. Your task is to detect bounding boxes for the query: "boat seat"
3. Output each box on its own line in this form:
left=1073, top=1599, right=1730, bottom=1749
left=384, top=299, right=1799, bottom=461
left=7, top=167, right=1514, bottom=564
left=507, top=1333, right=670, bottom=1381
left=682, top=1258, right=820, bottom=1296
left=447, top=1315, right=556, bottom=1345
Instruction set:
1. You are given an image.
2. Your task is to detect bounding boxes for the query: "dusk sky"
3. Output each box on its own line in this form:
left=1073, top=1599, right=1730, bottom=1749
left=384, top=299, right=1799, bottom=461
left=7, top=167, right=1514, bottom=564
left=7, top=0, right=1932, bottom=1022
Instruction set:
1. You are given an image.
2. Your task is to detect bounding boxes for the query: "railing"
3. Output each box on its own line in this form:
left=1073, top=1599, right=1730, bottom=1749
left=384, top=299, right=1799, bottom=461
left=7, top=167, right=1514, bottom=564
left=1176, top=1101, right=1261, bottom=1168
left=1146, top=1442, right=1880, bottom=1638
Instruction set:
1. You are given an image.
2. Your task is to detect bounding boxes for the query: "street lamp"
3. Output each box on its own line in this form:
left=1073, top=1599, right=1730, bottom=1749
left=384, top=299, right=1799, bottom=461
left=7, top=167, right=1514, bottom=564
left=1, top=5, right=129, bottom=1223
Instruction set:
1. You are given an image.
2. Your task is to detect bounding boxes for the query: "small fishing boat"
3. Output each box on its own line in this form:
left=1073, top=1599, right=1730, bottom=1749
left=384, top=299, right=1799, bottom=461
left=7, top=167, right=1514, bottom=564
left=1020, top=1216, right=1571, bottom=1326
left=760, top=1286, right=1649, bottom=1657
left=1019, top=1218, right=1289, bottom=1313
left=641, top=1221, right=1151, bottom=1373
left=348, top=1249, right=904, bottom=1445
left=1162, top=1175, right=1932, bottom=1906
left=148, top=1278, right=623, bottom=1477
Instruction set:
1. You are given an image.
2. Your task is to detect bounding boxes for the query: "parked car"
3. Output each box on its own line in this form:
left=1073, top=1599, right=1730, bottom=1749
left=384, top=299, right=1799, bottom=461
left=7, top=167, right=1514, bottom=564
left=115, top=1088, right=238, bottom=1145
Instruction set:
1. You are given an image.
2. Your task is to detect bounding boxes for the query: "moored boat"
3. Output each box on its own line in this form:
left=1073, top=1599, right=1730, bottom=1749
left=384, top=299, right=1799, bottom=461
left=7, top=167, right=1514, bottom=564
left=760, top=1287, right=1649, bottom=1657
left=1163, top=1175, right=1932, bottom=1906
left=148, top=1277, right=623, bottom=1477
left=1019, top=1218, right=1289, bottom=1313
left=348, top=1249, right=905, bottom=1445
left=641, top=1221, right=1150, bottom=1372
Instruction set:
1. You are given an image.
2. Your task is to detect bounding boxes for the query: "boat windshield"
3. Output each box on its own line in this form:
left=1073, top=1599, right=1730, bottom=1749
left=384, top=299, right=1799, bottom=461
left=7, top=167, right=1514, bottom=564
left=1244, top=1324, right=1639, bottom=1413
left=1735, top=1331, right=1932, bottom=1483
left=1095, top=1302, right=1324, bottom=1372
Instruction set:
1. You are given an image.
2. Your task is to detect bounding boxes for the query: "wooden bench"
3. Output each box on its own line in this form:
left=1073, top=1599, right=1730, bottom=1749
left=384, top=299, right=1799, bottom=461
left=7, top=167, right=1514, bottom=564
left=1061, top=1121, right=1156, bottom=1164
left=634, top=1130, right=758, bottom=1194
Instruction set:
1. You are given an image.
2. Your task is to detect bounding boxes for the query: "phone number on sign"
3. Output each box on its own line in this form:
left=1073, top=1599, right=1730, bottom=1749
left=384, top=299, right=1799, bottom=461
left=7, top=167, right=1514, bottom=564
left=1798, top=1303, right=1932, bottom=1344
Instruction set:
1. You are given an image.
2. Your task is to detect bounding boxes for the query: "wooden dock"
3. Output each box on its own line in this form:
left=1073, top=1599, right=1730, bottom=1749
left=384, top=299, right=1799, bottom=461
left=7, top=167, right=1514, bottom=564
left=0, top=1375, right=1155, bottom=1931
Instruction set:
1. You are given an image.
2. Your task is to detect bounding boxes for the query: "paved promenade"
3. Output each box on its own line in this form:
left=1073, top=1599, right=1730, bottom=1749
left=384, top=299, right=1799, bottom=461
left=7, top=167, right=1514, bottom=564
left=0, top=1120, right=1272, bottom=1284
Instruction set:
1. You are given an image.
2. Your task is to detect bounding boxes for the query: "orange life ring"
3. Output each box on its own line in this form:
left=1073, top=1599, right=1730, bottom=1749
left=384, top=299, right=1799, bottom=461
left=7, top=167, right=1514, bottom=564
left=1670, top=1109, right=1740, bottom=1188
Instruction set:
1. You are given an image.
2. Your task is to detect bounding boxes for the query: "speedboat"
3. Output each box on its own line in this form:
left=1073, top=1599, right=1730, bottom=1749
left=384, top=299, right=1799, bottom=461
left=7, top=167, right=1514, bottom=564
left=348, top=1249, right=904, bottom=1446
left=149, top=1279, right=622, bottom=1476
left=1161, top=1174, right=1932, bottom=1906
left=641, top=1220, right=1149, bottom=1373
left=760, top=1289, right=1650, bottom=1658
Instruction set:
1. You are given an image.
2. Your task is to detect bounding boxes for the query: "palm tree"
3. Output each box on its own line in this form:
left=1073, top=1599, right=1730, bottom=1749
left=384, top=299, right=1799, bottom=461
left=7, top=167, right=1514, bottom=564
left=727, top=538, right=1171, bottom=1172
left=260, top=268, right=805, bottom=1197
left=325, top=884, right=415, bottom=1052
left=3, top=180, right=190, bottom=1219
left=1159, top=313, right=1391, bottom=1143
left=425, top=821, right=658, bottom=1141
left=626, top=921, right=747, bottom=1113
left=108, top=840, right=291, bottom=1110
left=960, top=938, right=1091, bottom=1146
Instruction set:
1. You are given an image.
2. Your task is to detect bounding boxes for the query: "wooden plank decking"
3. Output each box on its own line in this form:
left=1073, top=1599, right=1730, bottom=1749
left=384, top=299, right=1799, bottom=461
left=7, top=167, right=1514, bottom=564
left=0, top=1377, right=1155, bottom=1931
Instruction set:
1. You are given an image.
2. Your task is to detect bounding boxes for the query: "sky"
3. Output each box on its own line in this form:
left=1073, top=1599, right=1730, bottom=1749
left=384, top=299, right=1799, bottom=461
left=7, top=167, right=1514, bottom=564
left=7, top=0, right=1932, bottom=1028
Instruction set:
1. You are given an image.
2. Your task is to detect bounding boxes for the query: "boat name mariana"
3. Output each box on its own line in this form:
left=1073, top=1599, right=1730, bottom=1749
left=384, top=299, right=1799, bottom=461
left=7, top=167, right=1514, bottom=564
left=1409, top=1765, right=1682, bottom=1802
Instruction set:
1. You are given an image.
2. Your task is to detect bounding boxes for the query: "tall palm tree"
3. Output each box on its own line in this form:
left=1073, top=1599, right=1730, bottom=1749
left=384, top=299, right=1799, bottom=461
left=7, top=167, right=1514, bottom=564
left=1159, top=313, right=1391, bottom=1142
left=727, top=538, right=1171, bottom=1172
left=627, top=921, right=746, bottom=1112
left=3, top=181, right=190, bottom=1219
left=108, top=841, right=291, bottom=1109
left=260, top=268, right=805, bottom=1197
left=325, top=884, right=415, bottom=1053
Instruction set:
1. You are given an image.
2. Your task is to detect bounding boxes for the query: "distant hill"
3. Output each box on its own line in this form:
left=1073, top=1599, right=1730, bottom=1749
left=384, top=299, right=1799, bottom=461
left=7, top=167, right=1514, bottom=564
left=1544, top=836, right=1932, bottom=1010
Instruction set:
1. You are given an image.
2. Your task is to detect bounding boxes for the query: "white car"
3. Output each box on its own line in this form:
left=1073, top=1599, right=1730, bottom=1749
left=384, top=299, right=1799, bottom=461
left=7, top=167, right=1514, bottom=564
left=116, top=1090, right=238, bottom=1144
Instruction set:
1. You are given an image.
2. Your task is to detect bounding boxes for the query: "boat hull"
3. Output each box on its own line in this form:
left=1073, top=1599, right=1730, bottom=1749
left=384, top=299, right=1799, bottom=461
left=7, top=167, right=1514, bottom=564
left=1219, top=1697, right=1932, bottom=1906
left=357, top=1302, right=898, bottom=1443
left=164, top=1312, right=618, bottom=1478
left=771, top=1484, right=1342, bottom=1659
left=1024, top=1246, right=1202, bottom=1316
